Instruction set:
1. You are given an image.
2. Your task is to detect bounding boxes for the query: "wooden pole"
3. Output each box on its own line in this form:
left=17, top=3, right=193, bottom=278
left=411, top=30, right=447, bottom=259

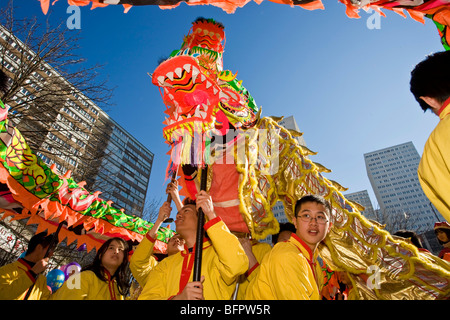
left=192, top=165, right=208, bottom=282
left=163, top=167, right=178, bottom=223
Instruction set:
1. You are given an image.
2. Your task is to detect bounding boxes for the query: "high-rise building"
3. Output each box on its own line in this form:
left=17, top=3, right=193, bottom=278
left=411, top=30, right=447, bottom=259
left=344, top=190, right=376, bottom=220
left=0, top=24, right=153, bottom=216
left=364, top=141, right=444, bottom=232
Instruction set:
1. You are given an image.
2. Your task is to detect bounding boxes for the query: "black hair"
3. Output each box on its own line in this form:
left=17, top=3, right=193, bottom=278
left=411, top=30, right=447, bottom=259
left=182, top=197, right=196, bottom=207
left=393, top=230, right=424, bottom=249
left=434, top=227, right=450, bottom=245
left=26, top=231, right=55, bottom=255
left=410, top=51, right=450, bottom=112
left=0, top=69, right=9, bottom=94
left=272, top=222, right=296, bottom=244
left=294, top=194, right=332, bottom=218
left=82, top=237, right=131, bottom=296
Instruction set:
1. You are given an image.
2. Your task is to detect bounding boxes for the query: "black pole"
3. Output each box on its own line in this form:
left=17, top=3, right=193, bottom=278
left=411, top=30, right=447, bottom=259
left=163, top=168, right=178, bottom=223
left=192, top=165, right=208, bottom=282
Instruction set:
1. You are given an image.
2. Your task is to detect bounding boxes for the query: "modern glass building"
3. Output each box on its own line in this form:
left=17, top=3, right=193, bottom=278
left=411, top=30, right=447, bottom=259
left=364, top=141, right=444, bottom=232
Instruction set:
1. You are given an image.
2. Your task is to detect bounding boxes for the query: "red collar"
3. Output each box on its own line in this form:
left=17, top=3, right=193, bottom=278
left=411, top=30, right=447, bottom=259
left=437, top=96, right=450, bottom=116
left=290, top=233, right=314, bottom=262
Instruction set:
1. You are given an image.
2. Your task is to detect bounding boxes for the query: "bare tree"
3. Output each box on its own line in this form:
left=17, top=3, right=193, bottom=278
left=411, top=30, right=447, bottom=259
left=0, top=0, right=114, bottom=183
left=141, top=196, right=163, bottom=222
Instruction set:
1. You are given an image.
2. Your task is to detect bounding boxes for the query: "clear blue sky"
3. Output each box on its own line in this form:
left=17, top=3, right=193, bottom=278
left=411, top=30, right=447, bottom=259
left=12, top=1, right=444, bottom=218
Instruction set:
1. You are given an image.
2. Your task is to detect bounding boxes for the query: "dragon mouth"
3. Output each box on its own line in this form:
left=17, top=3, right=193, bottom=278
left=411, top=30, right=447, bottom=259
left=152, top=55, right=220, bottom=144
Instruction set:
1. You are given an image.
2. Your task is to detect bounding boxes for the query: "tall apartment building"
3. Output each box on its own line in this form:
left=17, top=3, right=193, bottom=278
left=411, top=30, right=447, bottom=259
left=364, top=141, right=444, bottom=232
left=344, top=190, right=376, bottom=220
left=0, top=24, right=153, bottom=216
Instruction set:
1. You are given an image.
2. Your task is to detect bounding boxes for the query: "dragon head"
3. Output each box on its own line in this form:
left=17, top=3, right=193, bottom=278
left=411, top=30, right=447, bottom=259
left=152, top=18, right=260, bottom=167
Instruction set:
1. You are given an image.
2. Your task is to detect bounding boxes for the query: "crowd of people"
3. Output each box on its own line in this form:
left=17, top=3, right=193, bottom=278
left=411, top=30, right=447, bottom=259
left=0, top=44, right=449, bottom=301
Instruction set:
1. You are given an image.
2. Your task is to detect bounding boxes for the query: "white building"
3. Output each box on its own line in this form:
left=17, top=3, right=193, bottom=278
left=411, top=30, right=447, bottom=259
left=364, top=141, right=444, bottom=232
left=344, top=190, right=376, bottom=220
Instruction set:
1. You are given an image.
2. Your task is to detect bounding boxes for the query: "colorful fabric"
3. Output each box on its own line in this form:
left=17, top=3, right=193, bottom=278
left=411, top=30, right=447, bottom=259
left=0, top=99, right=175, bottom=252
left=40, top=1, right=449, bottom=50
left=150, top=19, right=450, bottom=300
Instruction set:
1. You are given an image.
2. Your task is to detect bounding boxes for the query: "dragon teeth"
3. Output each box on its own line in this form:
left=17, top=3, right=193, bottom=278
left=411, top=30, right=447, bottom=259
left=166, top=72, right=174, bottom=81
left=157, top=76, right=165, bottom=85
left=183, top=64, right=191, bottom=73
left=192, top=66, right=200, bottom=83
left=206, top=81, right=212, bottom=89
left=174, top=67, right=183, bottom=78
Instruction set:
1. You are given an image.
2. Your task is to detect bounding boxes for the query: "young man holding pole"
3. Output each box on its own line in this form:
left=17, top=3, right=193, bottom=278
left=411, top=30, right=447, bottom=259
left=138, top=190, right=248, bottom=300
left=0, top=231, right=54, bottom=300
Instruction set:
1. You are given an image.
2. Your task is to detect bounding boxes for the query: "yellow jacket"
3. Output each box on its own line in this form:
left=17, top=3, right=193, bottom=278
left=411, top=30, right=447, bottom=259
left=418, top=101, right=450, bottom=223
left=0, top=259, right=51, bottom=300
left=236, top=241, right=272, bottom=300
left=129, top=233, right=159, bottom=287
left=138, top=217, right=248, bottom=300
left=245, top=233, right=324, bottom=300
left=50, top=270, right=124, bottom=300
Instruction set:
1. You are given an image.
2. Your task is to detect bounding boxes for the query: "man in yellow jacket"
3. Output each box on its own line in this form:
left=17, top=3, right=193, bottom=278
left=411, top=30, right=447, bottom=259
left=245, top=194, right=331, bottom=300
left=130, top=200, right=184, bottom=288
left=0, top=231, right=54, bottom=300
left=138, top=190, right=248, bottom=300
left=410, top=51, right=450, bottom=223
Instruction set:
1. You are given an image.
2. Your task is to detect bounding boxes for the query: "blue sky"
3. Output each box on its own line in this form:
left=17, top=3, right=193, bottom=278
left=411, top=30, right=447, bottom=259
left=12, top=1, right=444, bottom=218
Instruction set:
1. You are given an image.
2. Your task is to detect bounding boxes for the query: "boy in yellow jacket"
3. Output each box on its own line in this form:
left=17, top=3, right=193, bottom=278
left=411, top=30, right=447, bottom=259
left=245, top=194, right=331, bottom=300
left=0, top=231, right=54, bottom=300
left=410, top=51, right=450, bottom=223
left=138, top=190, right=248, bottom=300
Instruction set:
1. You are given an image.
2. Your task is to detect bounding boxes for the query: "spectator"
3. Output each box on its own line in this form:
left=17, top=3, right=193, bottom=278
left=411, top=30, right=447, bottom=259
left=0, top=231, right=54, bottom=300
left=410, top=51, right=450, bottom=223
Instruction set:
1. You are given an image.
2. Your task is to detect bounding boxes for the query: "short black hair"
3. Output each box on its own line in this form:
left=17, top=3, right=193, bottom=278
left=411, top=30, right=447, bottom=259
left=434, top=227, right=450, bottom=245
left=410, top=51, right=450, bottom=112
left=272, top=222, right=296, bottom=244
left=294, top=194, right=332, bottom=218
left=26, top=231, right=54, bottom=255
left=393, top=230, right=423, bottom=249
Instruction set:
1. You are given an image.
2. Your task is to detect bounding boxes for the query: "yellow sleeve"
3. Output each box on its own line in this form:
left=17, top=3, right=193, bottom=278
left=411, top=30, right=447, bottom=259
left=0, top=261, right=34, bottom=300
left=205, top=217, right=249, bottom=285
left=129, top=233, right=159, bottom=287
left=418, top=117, right=450, bottom=222
left=137, top=258, right=170, bottom=300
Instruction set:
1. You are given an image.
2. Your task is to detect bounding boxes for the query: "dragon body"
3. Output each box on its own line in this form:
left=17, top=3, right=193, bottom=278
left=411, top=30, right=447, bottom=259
left=152, top=18, right=450, bottom=299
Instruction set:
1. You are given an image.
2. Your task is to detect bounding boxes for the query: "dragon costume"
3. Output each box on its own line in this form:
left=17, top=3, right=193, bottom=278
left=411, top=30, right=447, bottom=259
left=40, top=1, right=450, bottom=51
left=0, top=98, right=175, bottom=253
left=150, top=17, right=450, bottom=299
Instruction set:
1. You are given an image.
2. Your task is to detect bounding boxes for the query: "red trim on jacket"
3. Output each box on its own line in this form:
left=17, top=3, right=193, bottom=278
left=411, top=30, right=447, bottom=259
left=246, top=262, right=260, bottom=277
left=17, top=258, right=37, bottom=283
left=438, top=96, right=450, bottom=116
left=204, top=216, right=222, bottom=230
left=177, top=239, right=212, bottom=296
left=290, top=233, right=317, bottom=282
left=146, top=232, right=157, bottom=242
left=104, top=270, right=117, bottom=300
